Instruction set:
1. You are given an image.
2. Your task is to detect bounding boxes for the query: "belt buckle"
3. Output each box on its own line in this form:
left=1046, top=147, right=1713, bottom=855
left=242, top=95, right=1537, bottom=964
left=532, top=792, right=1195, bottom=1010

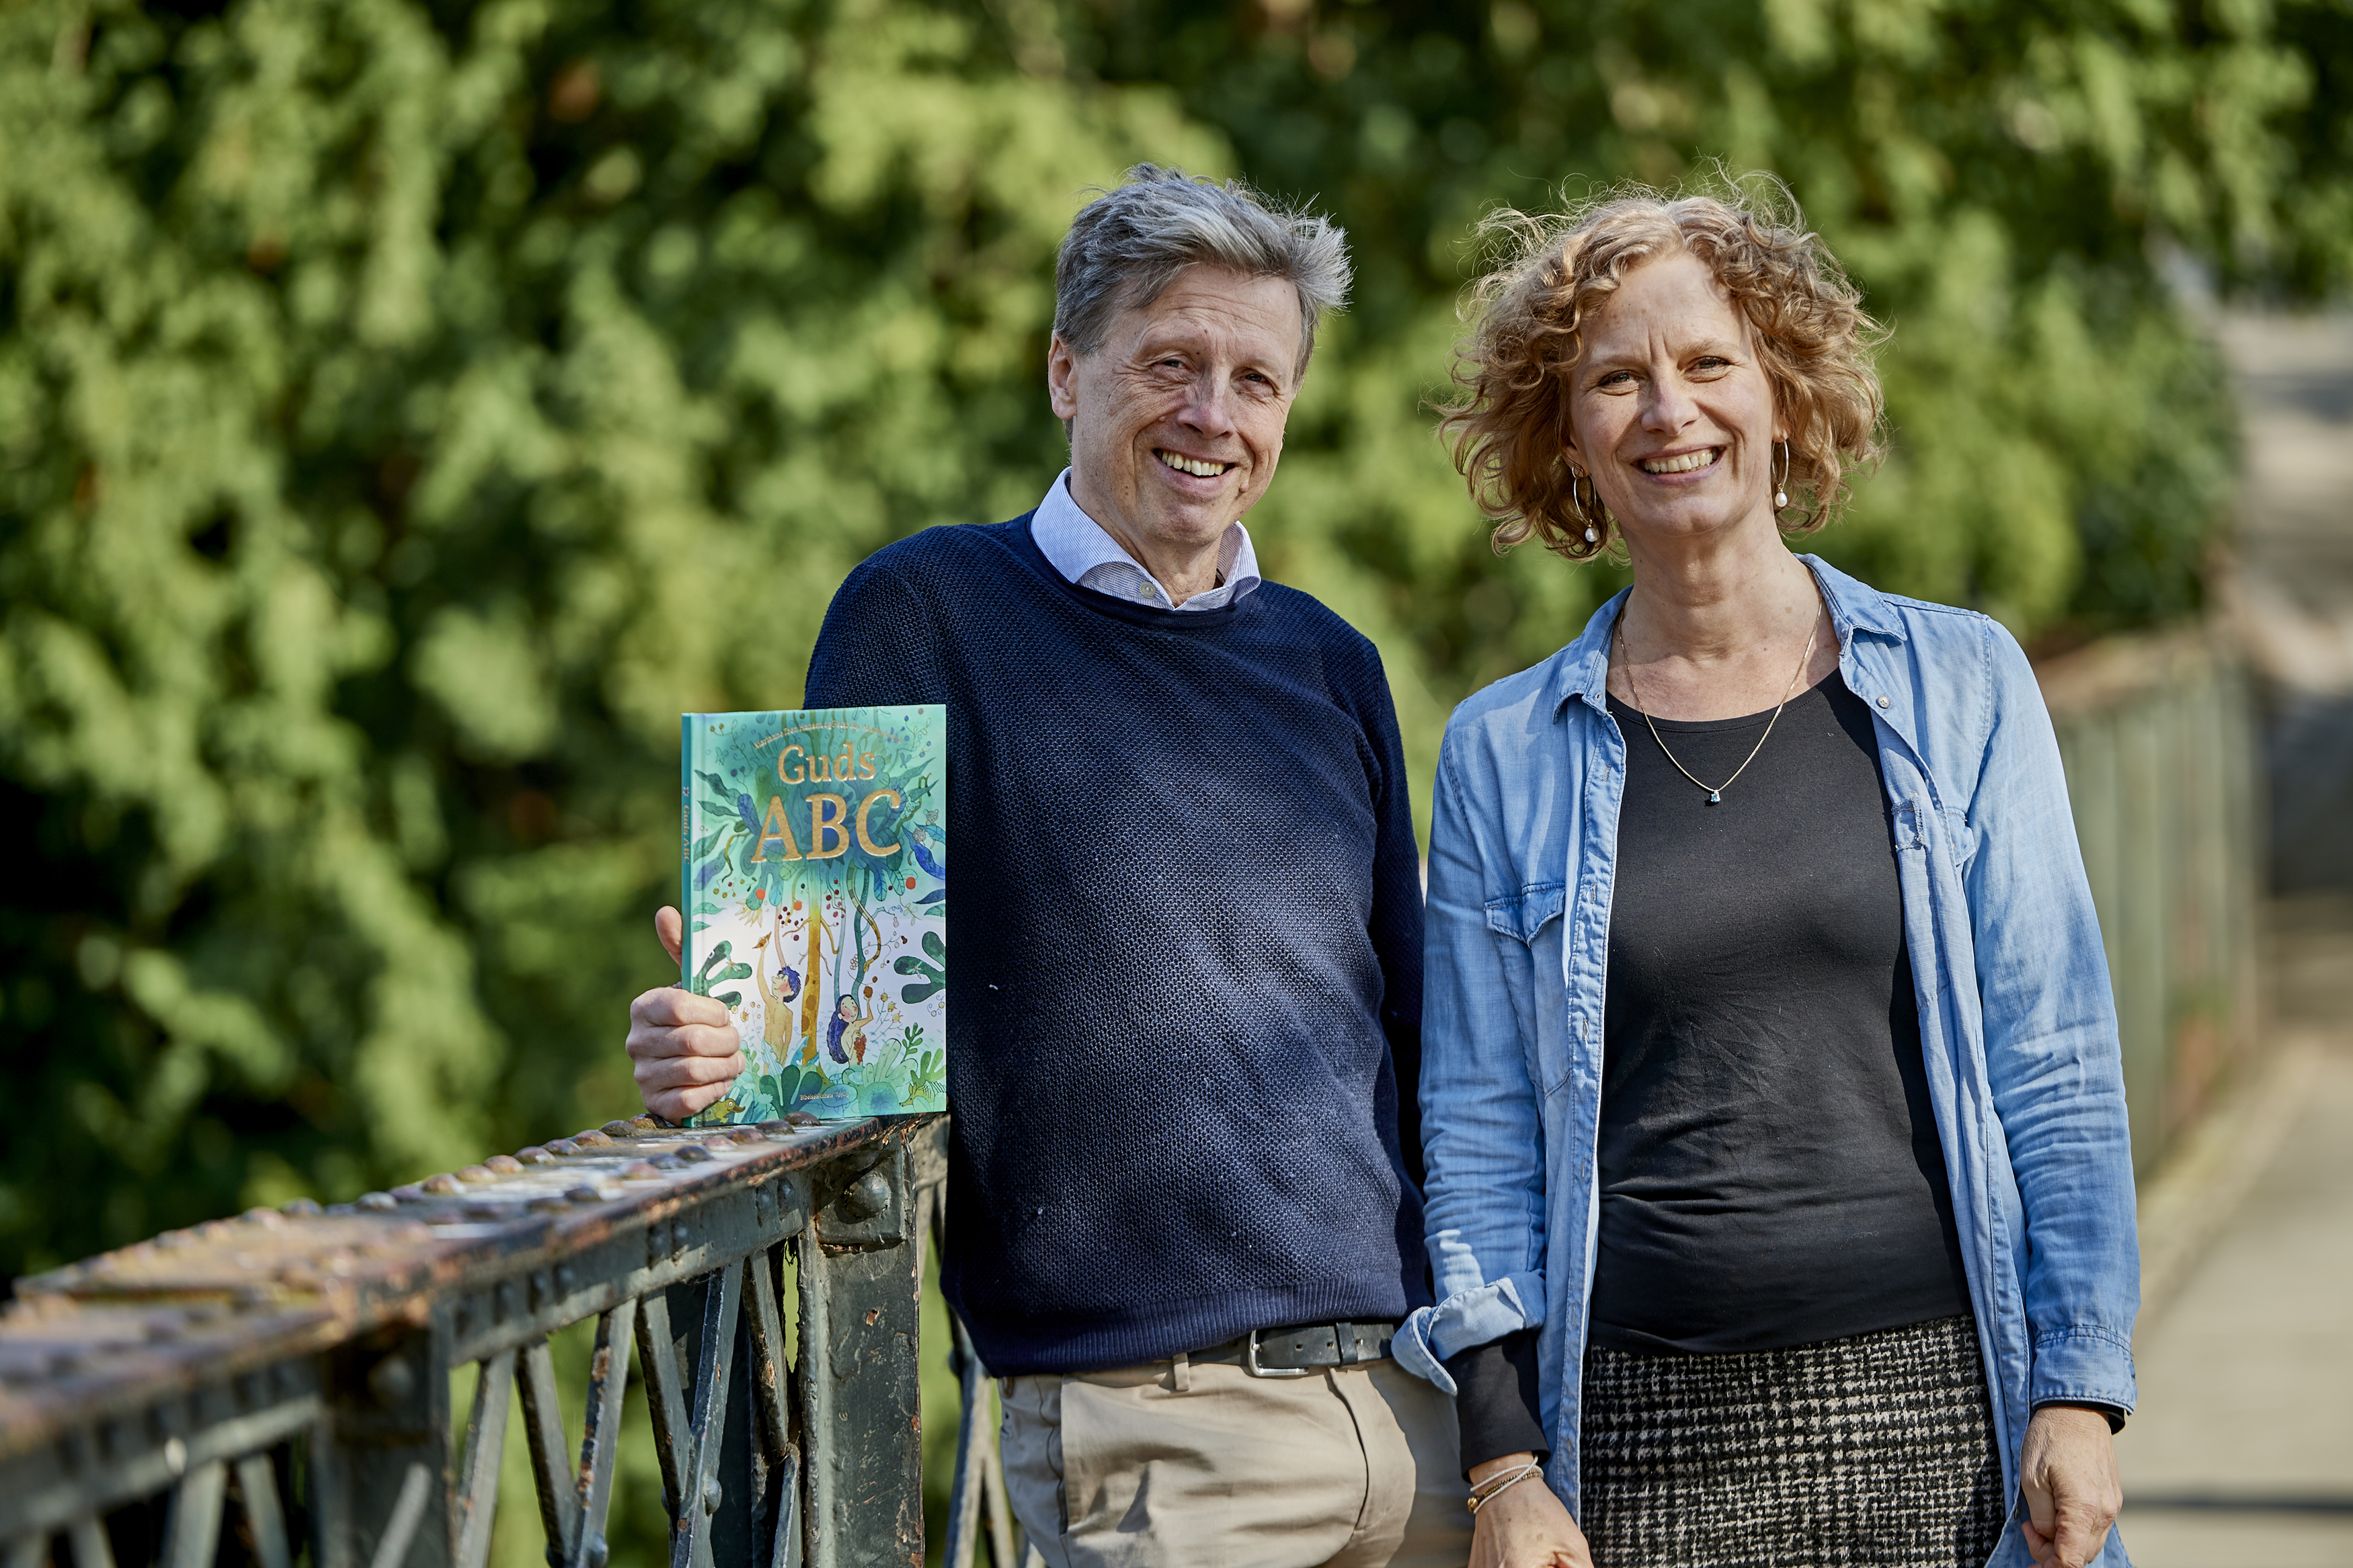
left=1242, top=1327, right=1312, bottom=1379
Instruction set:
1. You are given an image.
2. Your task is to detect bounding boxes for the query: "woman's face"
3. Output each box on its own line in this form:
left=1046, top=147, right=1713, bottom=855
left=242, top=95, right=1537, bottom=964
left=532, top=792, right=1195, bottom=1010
left=1566, top=249, right=1782, bottom=552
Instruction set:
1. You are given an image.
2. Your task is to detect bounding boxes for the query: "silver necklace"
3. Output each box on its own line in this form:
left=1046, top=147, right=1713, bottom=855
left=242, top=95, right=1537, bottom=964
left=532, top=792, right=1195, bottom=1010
left=1614, top=610, right=1820, bottom=805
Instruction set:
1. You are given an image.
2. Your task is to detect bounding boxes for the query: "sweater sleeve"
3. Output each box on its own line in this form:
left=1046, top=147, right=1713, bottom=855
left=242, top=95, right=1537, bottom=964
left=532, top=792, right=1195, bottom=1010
left=1353, top=641, right=1426, bottom=1193
left=803, top=546, right=949, bottom=709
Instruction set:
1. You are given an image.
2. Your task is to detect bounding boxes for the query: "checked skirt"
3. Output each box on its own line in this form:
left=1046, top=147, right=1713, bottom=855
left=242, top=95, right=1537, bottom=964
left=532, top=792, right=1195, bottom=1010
left=1578, top=1314, right=2009, bottom=1567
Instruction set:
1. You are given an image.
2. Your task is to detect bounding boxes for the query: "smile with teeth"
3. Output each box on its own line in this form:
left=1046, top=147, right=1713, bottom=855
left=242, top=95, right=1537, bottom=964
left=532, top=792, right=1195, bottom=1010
left=1639, top=448, right=1722, bottom=475
left=1157, top=450, right=1233, bottom=479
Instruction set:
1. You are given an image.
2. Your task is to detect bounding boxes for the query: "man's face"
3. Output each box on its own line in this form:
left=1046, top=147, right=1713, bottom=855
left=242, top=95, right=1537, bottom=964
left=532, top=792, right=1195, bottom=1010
left=1048, top=265, right=1304, bottom=569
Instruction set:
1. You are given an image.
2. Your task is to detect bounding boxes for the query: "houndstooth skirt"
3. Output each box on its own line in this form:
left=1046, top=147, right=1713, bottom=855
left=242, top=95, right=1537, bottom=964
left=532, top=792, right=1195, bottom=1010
left=1578, top=1314, right=2007, bottom=1568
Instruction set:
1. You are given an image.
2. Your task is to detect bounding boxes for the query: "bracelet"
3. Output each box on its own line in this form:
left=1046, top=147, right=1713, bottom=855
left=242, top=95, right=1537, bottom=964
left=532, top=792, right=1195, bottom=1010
left=1468, top=1459, right=1542, bottom=1503
left=1468, top=1459, right=1541, bottom=1497
left=1466, top=1460, right=1543, bottom=1516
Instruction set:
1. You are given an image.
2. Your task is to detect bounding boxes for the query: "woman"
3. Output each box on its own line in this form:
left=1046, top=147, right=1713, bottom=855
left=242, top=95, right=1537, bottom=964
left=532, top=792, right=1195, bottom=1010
left=826, top=991, right=871, bottom=1065
left=1394, top=184, right=2139, bottom=1568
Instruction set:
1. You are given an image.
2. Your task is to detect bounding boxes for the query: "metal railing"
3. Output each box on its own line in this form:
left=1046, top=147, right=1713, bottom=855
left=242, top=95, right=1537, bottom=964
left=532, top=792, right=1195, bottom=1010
left=0, top=1114, right=1019, bottom=1568
left=7, top=626, right=2259, bottom=1568
left=2040, top=626, right=2265, bottom=1173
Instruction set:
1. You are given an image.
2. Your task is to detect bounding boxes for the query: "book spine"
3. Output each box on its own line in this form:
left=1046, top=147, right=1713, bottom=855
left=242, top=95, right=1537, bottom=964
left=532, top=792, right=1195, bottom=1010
left=679, top=712, right=694, bottom=989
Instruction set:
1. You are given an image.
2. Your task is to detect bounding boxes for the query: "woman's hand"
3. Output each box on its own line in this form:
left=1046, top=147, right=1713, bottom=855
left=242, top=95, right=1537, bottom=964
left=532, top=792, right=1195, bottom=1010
left=1468, top=1455, right=1592, bottom=1568
left=2018, top=1405, right=2122, bottom=1567
left=625, top=907, right=745, bottom=1121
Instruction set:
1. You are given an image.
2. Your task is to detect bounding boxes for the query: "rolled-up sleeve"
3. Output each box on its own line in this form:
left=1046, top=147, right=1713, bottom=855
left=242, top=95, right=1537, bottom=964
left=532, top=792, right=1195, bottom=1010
left=1966, top=625, right=2141, bottom=1413
left=1396, top=723, right=1554, bottom=1392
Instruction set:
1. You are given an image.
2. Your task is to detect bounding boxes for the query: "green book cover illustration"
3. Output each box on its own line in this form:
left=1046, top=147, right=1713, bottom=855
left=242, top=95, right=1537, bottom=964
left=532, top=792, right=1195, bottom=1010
left=680, top=706, right=947, bottom=1124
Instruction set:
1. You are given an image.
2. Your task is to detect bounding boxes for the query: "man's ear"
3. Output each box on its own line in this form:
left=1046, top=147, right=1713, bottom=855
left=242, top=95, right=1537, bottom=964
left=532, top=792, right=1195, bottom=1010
left=1047, top=333, right=1082, bottom=422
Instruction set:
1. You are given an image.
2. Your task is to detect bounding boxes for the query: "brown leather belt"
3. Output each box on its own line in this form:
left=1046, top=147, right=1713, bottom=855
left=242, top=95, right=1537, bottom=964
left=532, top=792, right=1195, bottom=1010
left=1190, top=1320, right=1399, bottom=1378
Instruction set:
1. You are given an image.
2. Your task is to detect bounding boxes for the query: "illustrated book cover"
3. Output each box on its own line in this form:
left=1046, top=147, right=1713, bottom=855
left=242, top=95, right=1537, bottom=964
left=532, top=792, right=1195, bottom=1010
left=679, top=706, right=947, bottom=1124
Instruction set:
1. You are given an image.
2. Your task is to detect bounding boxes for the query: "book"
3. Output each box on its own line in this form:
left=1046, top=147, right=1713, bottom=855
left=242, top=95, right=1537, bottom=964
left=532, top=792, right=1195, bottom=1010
left=679, top=705, right=947, bottom=1124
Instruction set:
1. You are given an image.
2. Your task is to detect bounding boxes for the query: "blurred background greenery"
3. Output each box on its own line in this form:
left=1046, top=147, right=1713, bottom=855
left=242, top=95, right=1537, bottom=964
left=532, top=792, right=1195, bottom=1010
left=3, top=0, right=2350, bottom=1549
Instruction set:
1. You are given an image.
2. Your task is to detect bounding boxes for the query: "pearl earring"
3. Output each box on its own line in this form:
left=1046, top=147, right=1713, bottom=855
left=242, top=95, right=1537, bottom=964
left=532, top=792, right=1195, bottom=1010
left=1568, top=467, right=1601, bottom=547
left=1773, top=440, right=1790, bottom=511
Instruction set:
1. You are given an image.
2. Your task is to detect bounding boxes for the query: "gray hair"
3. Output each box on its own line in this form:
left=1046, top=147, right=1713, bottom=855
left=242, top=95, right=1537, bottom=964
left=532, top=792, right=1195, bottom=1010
left=1053, top=165, right=1351, bottom=376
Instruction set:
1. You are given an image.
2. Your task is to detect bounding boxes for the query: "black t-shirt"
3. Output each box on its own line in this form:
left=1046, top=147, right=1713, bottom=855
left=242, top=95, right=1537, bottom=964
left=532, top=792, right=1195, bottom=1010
left=1449, top=671, right=1970, bottom=1466
left=1590, top=671, right=1967, bottom=1351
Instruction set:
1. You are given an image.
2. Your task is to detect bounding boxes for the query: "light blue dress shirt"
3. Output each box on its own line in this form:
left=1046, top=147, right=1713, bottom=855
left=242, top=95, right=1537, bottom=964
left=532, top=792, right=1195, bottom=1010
left=1028, top=467, right=1261, bottom=611
left=1399, top=555, right=2139, bottom=1567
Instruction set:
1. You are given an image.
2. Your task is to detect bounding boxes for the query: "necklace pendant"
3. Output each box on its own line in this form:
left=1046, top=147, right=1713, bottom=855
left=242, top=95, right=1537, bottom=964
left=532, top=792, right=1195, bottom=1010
left=1707, top=790, right=1722, bottom=804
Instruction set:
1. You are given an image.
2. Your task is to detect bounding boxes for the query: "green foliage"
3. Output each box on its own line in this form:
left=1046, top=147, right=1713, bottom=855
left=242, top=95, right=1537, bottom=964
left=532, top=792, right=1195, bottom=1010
left=0, top=0, right=2335, bottom=1313
left=2266, top=0, right=2353, bottom=297
left=1, top=1, right=2338, bottom=1562
left=0, top=0, right=1215, bottom=1271
left=1072, top=0, right=2312, bottom=721
left=893, top=930, right=946, bottom=1004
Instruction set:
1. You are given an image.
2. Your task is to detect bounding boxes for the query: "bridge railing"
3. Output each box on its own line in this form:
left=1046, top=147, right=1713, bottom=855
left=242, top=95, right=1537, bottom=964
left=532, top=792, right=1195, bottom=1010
left=2040, top=626, right=2265, bottom=1175
left=8, top=626, right=2256, bottom=1568
left=0, top=1114, right=1012, bottom=1568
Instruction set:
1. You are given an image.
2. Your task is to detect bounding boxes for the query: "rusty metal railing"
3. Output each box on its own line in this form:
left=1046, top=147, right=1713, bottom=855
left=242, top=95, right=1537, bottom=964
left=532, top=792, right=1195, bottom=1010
left=0, top=1112, right=1019, bottom=1568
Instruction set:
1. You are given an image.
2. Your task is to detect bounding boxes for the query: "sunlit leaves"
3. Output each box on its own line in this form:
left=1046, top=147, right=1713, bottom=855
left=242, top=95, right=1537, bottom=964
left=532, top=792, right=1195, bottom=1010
left=0, top=0, right=2336, bottom=1284
left=0, top=0, right=1204, bottom=1273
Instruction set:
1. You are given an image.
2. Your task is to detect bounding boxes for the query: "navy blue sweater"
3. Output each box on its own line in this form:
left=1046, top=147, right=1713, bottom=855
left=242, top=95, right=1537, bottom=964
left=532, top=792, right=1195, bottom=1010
left=804, top=516, right=1429, bottom=1375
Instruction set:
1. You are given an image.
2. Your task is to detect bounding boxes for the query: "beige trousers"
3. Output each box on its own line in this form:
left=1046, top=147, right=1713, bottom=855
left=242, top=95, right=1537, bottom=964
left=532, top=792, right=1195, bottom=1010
left=998, top=1352, right=1471, bottom=1568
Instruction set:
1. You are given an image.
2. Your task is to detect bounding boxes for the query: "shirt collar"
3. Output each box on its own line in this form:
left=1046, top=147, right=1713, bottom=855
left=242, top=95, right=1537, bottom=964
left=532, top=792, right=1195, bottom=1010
left=1029, top=468, right=1261, bottom=609
left=1549, top=553, right=1909, bottom=716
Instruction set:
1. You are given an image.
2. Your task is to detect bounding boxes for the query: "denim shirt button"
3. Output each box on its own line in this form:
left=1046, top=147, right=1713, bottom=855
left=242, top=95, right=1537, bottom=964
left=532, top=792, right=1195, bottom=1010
left=1876, top=695, right=1891, bottom=708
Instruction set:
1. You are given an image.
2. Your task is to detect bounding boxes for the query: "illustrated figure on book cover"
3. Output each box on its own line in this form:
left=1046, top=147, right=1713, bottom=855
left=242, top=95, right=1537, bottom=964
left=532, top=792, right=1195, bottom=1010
left=679, top=704, right=946, bottom=1124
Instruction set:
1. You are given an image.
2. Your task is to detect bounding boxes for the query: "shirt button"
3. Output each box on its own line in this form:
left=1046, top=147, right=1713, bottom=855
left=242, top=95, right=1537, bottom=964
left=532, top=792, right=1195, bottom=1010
left=1876, top=696, right=1890, bottom=708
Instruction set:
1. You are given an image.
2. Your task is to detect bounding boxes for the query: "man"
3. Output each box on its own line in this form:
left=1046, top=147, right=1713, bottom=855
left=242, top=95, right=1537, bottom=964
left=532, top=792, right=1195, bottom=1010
left=625, top=166, right=1464, bottom=1567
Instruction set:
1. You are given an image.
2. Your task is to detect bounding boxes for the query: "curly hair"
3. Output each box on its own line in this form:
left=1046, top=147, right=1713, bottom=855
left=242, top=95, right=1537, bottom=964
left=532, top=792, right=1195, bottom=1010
left=1441, top=177, right=1886, bottom=561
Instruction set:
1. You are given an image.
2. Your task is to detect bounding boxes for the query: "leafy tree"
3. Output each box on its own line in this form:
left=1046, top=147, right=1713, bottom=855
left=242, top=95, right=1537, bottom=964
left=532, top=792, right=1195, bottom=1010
left=1076, top=0, right=2305, bottom=730
left=3, top=0, right=2340, bottom=1560
left=0, top=0, right=1215, bottom=1270
left=2274, top=0, right=2353, bottom=298
left=0, top=0, right=2336, bottom=1305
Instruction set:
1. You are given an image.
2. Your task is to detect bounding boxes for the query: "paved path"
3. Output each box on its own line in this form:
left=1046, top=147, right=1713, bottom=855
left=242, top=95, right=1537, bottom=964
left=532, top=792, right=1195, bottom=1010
left=2115, top=312, right=2353, bottom=1563
left=2215, top=311, right=2353, bottom=890
left=2113, top=904, right=2353, bottom=1565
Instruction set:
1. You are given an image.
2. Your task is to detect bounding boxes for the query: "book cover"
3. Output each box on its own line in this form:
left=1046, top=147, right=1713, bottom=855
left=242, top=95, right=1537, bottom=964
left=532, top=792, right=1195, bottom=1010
left=680, top=705, right=947, bottom=1124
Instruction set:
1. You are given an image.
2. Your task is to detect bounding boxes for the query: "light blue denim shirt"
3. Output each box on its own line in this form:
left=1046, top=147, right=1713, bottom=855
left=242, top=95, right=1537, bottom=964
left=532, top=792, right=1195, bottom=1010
left=1397, top=557, right=2139, bottom=1567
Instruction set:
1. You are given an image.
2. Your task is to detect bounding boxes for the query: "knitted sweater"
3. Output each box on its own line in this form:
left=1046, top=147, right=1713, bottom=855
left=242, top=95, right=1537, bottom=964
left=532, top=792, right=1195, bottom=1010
left=804, top=516, right=1429, bottom=1374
